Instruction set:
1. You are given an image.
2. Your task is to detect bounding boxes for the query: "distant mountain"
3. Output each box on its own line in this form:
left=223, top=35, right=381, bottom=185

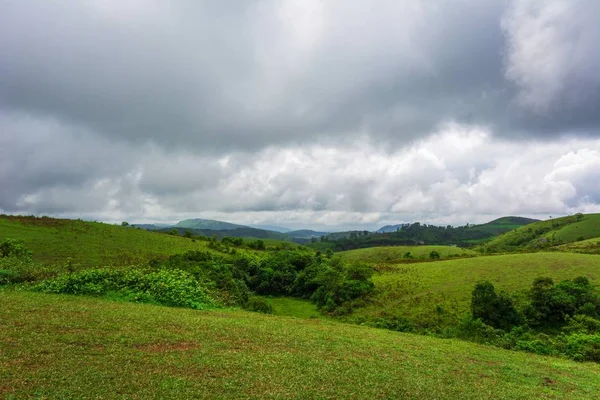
left=314, top=216, right=541, bottom=251
left=175, top=219, right=248, bottom=231
left=164, top=226, right=289, bottom=241
left=286, top=230, right=330, bottom=239
left=376, top=225, right=403, bottom=233
left=132, top=223, right=172, bottom=230
left=250, top=224, right=292, bottom=233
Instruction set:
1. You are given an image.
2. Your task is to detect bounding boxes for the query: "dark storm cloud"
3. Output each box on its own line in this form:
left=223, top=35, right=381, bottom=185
left=2, top=0, right=598, bottom=156
left=2, top=0, right=600, bottom=226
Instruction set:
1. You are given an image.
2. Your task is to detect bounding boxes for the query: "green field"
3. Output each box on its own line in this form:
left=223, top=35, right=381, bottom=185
left=267, top=297, right=323, bottom=319
left=0, top=216, right=299, bottom=267
left=0, top=215, right=214, bottom=266
left=337, top=245, right=478, bottom=264
left=2, top=290, right=600, bottom=400
left=353, top=252, right=600, bottom=328
left=481, top=214, right=600, bottom=252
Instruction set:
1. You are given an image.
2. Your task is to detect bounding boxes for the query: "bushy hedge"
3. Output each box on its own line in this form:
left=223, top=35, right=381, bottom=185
left=459, top=276, right=600, bottom=362
left=33, top=268, right=216, bottom=310
left=157, top=250, right=375, bottom=314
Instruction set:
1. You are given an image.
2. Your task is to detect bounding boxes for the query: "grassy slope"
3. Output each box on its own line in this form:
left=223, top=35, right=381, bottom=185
left=0, top=215, right=215, bottom=266
left=354, top=253, right=600, bottom=325
left=554, top=237, right=600, bottom=255
left=337, top=245, right=478, bottom=264
left=481, top=214, right=600, bottom=252
left=2, top=291, right=600, bottom=400
left=268, top=297, right=323, bottom=319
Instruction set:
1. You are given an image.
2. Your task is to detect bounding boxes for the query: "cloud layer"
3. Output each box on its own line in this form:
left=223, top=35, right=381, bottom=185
left=1, top=1, right=599, bottom=228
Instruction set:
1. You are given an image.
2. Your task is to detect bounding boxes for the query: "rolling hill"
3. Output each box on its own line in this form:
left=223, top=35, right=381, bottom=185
left=337, top=245, right=478, bottom=264
left=480, top=213, right=600, bottom=253
left=2, top=290, right=599, bottom=399
left=350, top=252, right=600, bottom=330
left=0, top=215, right=262, bottom=267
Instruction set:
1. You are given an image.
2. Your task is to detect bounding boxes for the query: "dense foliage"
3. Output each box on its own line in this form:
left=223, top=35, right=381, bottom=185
left=33, top=268, right=216, bottom=309
left=316, top=219, right=533, bottom=251
left=464, top=276, right=600, bottom=361
left=155, top=249, right=375, bottom=314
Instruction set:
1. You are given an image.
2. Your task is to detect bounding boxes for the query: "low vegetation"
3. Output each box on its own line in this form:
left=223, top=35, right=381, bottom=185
left=480, top=213, right=600, bottom=253
left=337, top=245, right=477, bottom=264
left=2, top=290, right=600, bottom=399
left=2, top=213, right=600, bottom=397
left=311, top=216, right=537, bottom=251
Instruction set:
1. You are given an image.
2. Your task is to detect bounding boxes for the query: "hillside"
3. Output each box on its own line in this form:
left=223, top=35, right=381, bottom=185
left=470, top=216, right=540, bottom=236
left=553, top=237, right=600, bottom=255
left=2, top=290, right=600, bottom=399
left=481, top=213, right=600, bottom=253
left=313, top=216, right=539, bottom=251
left=175, top=218, right=248, bottom=231
left=337, top=245, right=478, bottom=264
left=0, top=215, right=222, bottom=266
left=351, top=252, right=600, bottom=329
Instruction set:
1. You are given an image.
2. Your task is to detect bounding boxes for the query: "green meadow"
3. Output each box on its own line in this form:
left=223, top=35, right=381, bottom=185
left=337, top=245, right=478, bottom=264
left=2, top=290, right=600, bottom=400
left=353, top=252, right=600, bottom=328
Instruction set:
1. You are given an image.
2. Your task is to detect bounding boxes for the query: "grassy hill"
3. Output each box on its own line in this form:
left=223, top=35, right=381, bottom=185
left=480, top=214, right=600, bottom=253
left=337, top=245, right=478, bottom=264
left=351, top=252, right=600, bottom=329
left=0, top=215, right=226, bottom=266
left=553, top=237, right=600, bottom=255
left=2, top=290, right=600, bottom=399
left=312, top=216, right=539, bottom=251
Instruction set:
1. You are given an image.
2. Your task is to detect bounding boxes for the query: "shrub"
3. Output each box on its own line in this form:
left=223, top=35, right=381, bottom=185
left=245, top=296, right=273, bottom=314
left=371, top=315, right=414, bottom=333
left=471, top=281, right=520, bottom=330
left=0, top=238, right=32, bottom=261
left=563, top=333, right=600, bottom=362
left=33, top=268, right=216, bottom=310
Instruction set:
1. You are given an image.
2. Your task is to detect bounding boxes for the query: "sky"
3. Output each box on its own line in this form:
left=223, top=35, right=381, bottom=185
left=1, top=0, right=600, bottom=231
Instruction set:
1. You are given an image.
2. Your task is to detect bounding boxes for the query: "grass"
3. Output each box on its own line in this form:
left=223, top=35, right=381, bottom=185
left=267, top=297, right=323, bottom=319
left=337, top=245, right=478, bottom=264
left=352, top=252, right=600, bottom=327
left=553, top=237, right=600, bottom=255
left=481, top=213, right=600, bottom=252
left=0, top=215, right=297, bottom=267
left=2, top=290, right=600, bottom=399
left=0, top=215, right=217, bottom=266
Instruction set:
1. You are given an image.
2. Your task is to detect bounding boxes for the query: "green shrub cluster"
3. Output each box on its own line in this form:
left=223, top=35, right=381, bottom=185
left=156, top=249, right=375, bottom=314
left=33, top=268, right=216, bottom=310
left=459, top=276, right=600, bottom=362
left=244, top=296, right=273, bottom=314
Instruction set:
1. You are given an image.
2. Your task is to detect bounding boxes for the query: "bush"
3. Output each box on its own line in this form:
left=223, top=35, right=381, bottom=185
left=245, top=297, right=273, bottom=314
left=33, top=268, right=216, bottom=310
left=471, top=281, right=520, bottom=330
left=563, top=333, right=600, bottom=362
left=371, top=316, right=414, bottom=333
left=0, top=238, right=32, bottom=261
left=524, top=276, right=600, bottom=327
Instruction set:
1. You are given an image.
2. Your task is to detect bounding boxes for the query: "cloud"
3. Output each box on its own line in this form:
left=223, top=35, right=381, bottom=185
left=1, top=1, right=599, bottom=228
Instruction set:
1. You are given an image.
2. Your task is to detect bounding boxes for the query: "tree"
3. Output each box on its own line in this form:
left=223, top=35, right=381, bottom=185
left=121, top=221, right=129, bottom=227
left=471, top=281, right=520, bottom=330
left=429, top=251, right=440, bottom=260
